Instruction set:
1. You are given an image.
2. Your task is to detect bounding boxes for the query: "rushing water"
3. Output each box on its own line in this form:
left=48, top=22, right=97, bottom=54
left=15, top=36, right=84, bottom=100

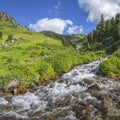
left=0, top=58, right=120, bottom=120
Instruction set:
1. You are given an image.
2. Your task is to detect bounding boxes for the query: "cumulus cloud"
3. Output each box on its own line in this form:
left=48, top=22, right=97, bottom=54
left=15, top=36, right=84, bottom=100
left=29, top=18, right=73, bottom=34
left=29, top=18, right=83, bottom=34
left=78, top=0, right=120, bottom=22
left=67, top=25, right=83, bottom=34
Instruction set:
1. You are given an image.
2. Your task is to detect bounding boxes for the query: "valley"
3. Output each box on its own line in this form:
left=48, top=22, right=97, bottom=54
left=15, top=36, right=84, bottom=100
left=0, top=12, right=119, bottom=120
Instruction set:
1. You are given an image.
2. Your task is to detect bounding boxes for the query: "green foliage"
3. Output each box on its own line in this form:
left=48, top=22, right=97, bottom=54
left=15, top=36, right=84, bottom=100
left=37, top=61, right=55, bottom=80
left=0, top=31, right=3, bottom=39
left=100, top=49, right=120, bottom=77
left=46, top=54, right=73, bottom=73
left=113, top=49, right=120, bottom=58
left=7, top=34, right=13, bottom=40
left=86, top=14, right=120, bottom=54
left=0, top=12, right=106, bottom=90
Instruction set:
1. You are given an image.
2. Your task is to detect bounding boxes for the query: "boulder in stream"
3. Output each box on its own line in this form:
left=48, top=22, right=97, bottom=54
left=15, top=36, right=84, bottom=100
left=88, top=83, right=101, bottom=91
left=82, top=78, right=94, bottom=86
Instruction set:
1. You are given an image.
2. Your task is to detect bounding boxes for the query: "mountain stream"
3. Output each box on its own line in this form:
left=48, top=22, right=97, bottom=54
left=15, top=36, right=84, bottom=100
left=0, top=58, right=120, bottom=120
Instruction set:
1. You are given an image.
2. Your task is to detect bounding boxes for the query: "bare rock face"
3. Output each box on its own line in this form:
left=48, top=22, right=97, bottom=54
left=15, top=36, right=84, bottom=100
left=0, top=12, right=16, bottom=26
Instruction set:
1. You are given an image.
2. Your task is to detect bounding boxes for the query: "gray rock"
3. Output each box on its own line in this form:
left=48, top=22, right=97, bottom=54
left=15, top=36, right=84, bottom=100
left=82, top=78, right=94, bottom=86
left=7, top=79, right=20, bottom=89
left=88, top=84, right=101, bottom=91
left=3, top=79, right=20, bottom=95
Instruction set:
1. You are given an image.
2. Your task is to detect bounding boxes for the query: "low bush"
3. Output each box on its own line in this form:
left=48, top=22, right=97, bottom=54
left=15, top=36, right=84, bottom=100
left=100, top=56, right=120, bottom=77
left=37, top=61, right=55, bottom=80
left=46, top=54, right=73, bottom=73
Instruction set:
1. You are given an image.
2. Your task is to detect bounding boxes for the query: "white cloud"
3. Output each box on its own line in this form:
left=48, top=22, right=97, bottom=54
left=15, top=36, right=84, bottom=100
left=29, top=18, right=73, bottom=34
left=78, top=0, right=120, bottom=22
left=29, top=18, right=83, bottom=34
left=67, top=25, right=83, bottom=34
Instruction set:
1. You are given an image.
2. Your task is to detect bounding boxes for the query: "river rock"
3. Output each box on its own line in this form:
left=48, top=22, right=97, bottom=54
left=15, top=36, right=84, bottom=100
left=82, top=78, right=94, bottom=86
left=8, top=79, right=20, bottom=88
left=72, top=104, right=91, bottom=120
left=92, top=91, right=110, bottom=101
left=30, top=110, right=43, bottom=117
left=30, top=82, right=36, bottom=89
left=0, top=92, right=13, bottom=100
left=81, top=92, right=90, bottom=99
left=55, top=96, right=71, bottom=107
left=109, top=115, right=120, bottom=120
left=88, top=83, right=101, bottom=91
left=4, top=79, right=20, bottom=95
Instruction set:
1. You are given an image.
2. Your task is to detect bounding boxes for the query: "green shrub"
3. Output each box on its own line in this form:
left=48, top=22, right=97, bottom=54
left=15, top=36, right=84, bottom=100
left=113, top=49, right=120, bottom=58
left=100, top=56, right=120, bottom=77
left=37, top=61, right=55, bottom=80
left=8, top=34, right=13, bottom=40
left=46, top=54, right=73, bottom=73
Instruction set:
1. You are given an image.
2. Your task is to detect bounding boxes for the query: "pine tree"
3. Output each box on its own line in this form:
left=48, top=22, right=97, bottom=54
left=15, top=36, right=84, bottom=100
left=114, top=14, right=120, bottom=40
left=86, top=13, right=120, bottom=52
left=97, top=15, right=106, bottom=42
left=87, top=32, right=93, bottom=43
left=105, top=20, right=111, bottom=38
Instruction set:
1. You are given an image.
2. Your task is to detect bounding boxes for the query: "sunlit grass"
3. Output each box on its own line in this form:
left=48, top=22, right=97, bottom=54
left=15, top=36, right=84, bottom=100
left=0, top=20, right=105, bottom=89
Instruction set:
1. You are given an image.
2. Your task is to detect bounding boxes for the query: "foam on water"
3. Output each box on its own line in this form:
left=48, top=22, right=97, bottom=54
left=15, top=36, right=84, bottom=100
left=3, top=111, right=28, bottom=119
left=62, top=60, right=101, bottom=82
left=12, top=92, right=47, bottom=110
left=0, top=97, right=8, bottom=105
left=36, top=82, right=87, bottom=101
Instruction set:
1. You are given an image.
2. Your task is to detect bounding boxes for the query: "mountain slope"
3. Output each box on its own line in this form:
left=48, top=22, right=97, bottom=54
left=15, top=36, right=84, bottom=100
left=41, top=31, right=87, bottom=49
left=0, top=12, right=74, bottom=89
left=0, top=12, right=104, bottom=91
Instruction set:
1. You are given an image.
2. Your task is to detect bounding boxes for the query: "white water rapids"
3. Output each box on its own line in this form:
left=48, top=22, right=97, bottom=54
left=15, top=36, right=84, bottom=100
left=0, top=58, right=119, bottom=120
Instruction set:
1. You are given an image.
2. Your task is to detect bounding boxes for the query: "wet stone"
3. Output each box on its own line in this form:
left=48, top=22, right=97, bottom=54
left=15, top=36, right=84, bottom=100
left=88, top=84, right=101, bottom=91
left=81, top=93, right=91, bottom=99
left=0, top=92, right=13, bottom=101
left=0, top=116, right=24, bottom=120
left=30, top=110, right=43, bottom=117
left=116, top=100, right=120, bottom=109
left=82, top=78, right=94, bottom=86
left=0, top=105, right=20, bottom=112
left=40, top=109, right=70, bottom=120
left=72, top=105, right=91, bottom=120
left=109, top=115, right=120, bottom=120
left=91, top=91, right=110, bottom=101
left=55, top=96, right=71, bottom=107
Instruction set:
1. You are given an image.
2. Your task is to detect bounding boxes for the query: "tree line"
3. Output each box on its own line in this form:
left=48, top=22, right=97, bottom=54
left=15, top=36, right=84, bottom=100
left=87, top=14, right=120, bottom=53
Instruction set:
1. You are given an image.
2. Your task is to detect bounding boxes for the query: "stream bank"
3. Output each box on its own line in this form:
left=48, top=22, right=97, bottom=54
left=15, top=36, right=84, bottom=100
left=0, top=59, right=120, bottom=120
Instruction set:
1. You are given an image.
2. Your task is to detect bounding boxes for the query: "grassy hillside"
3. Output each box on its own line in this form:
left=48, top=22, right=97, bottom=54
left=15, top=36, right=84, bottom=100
left=41, top=31, right=87, bottom=48
left=0, top=12, right=105, bottom=90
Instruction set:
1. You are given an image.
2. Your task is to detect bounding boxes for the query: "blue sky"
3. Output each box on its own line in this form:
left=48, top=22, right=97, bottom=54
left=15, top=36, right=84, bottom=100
left=0, top=0, right=120, bottom=34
